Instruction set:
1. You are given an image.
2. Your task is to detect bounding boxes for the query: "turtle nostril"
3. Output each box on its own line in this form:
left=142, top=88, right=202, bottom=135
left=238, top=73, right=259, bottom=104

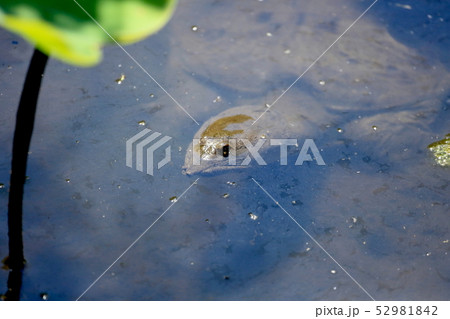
left=222, top=144, right=229, bottom=157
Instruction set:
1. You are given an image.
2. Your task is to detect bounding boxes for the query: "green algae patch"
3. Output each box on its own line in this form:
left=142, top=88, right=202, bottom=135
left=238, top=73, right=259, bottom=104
left=428, top=133, right=450, bottom=167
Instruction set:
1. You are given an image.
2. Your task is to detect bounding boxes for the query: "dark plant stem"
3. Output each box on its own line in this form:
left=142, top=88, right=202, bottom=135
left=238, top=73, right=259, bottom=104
left=4, top=48, right=48, bottom=301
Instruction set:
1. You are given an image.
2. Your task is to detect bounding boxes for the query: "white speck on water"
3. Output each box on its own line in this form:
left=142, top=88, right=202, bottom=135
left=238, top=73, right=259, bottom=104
left=284, top=49, right=291, bottom=54
left=331, top=270, right=337, bottom=274
left=248, top=213, right=258, bottom=220
left=266, top=32, right=273, bottom=37
left=222, top=193, right=230, bottom=199
left=319, top=80, right=326, bottom=86
left=395, top=3, right=412, bottom=10
left=170, top=196, right=178, bottom=203
left=191, top=25, right=198, bottom=32
left=138, top=120, right=146, bottom=126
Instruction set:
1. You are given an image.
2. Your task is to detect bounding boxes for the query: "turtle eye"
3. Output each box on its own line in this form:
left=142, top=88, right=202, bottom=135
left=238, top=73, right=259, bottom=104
left=222, top=144, right=229, bottom=158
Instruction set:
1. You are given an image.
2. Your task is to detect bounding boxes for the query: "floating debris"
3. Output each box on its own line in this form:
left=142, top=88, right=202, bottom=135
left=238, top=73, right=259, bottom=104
left=248, top=212, right=258, bottom=220
left=337, top=128, right=343, bottom=133
left=226, top=181, right=236, bottom=186
left=115, top=74, right=125, bottom=84
left=213, top=96, right=222, bottom=103
left=428, top=134, right=450, bottom=166
left=191, top=25, right=198, bottom=32
left=319, top=80, right=326, bottom=86
left=40, top=293, right=49, bottom=301
left=149, top=93, right=155, bottom=98
left=0, top=183, right=4, bottom=189
left=138, top=120, right=146, bottom=126
left=330, top=269, right=337, bottom=274
left=222, top=193, right=230, bottom=199
left=65, top=179, right=70, bottom=183
left=372, top=125, right=378, bottom=131
left=169, top=196, right=178, bottom=203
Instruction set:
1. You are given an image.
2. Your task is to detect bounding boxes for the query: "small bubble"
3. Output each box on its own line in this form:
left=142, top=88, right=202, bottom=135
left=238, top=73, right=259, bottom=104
left=40, top=293, right=49, bottom=301
left=333, top=287, right=337, bottom=290
left=319, top=80, right=326, bottom=86
left=169, top=196, right=178, bottom=203
left=372, top=125, right=377, bottom=131
left=222, top=193, right=230, bottom=199
left=266, top=32, right=273, bottom=37
left=425, top=252, right=431, bottom=257
left=191, top=25, right=198, bottom=32
left=248, top=212, right=258, bottom=220
left=115, top=74, right=125, bottom=84
left=337, top=128, right=343, bottom=133
left=330, top=270, right=337, bottom=274
left=138, top=120, right=146, bottom=126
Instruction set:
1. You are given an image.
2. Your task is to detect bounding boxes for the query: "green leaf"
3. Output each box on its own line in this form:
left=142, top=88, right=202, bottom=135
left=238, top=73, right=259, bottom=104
left=0, top=0, right=177, bottom=66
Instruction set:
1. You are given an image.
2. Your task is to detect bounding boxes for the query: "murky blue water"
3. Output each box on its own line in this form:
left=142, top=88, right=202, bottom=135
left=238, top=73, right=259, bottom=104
left=0, top=0, right=449, bottom=300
